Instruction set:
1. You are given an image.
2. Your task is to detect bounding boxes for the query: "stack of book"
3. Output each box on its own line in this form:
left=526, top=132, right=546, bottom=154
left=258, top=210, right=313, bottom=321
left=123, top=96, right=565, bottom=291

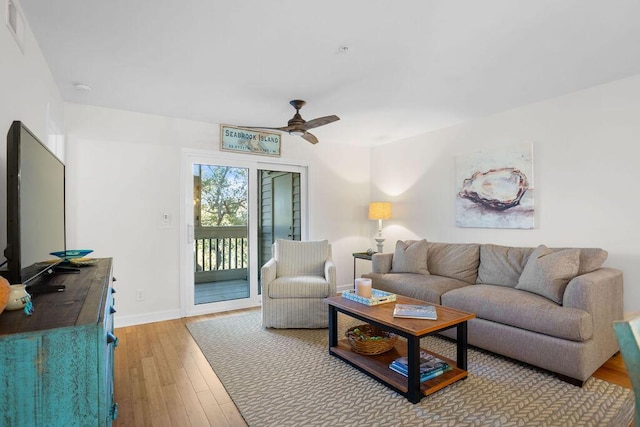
left=389, top=351, right=451, bottom=382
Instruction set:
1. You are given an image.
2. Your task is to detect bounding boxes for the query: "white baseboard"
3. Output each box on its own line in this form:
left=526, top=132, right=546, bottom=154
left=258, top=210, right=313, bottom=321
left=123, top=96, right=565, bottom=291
left=114, top=302, right=262, bottom=328
left=114, top=309, right=181, bottom=328
left=336, top=283, right=353, bottom=293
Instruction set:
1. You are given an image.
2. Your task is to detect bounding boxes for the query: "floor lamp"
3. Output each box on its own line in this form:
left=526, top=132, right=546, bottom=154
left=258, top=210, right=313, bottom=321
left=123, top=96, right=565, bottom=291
left=368, top=202, right=392, bottom=253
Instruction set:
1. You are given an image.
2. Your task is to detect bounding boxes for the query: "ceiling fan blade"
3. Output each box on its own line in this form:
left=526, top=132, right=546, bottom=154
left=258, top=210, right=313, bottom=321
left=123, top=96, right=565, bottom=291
left=237, top=101, right=334, bottom=145
left=237, top=125, right=293, bottom=132
left=302, top=115, right=340, bottom=130
left=301, top=132, right=319, bottom=144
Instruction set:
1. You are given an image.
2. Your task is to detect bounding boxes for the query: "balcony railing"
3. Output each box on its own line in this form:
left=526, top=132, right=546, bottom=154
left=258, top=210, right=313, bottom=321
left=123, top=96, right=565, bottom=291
left=194, top=226, right=247, bottom=283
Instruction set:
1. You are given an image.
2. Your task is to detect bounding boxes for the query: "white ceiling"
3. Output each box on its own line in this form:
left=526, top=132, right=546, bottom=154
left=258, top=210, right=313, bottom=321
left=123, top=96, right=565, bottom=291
left=18, top=0, right=640, bottom=147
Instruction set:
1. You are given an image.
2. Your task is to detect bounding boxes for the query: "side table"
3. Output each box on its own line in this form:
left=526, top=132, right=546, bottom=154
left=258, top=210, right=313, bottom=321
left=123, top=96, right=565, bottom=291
left=352, top=251, right=375, bottom=280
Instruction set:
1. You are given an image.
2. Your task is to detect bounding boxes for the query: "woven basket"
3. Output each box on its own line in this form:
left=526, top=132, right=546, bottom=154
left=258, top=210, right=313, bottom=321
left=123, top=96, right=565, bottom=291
left=345, top=324, right=397, bottom=355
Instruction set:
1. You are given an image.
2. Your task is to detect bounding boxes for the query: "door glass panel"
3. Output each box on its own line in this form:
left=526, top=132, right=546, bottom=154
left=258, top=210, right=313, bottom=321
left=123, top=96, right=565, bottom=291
left=273, top=173, right=293, bottom=241
left=193, top=164, right=249, bottom=305
left=257, top=170, right=301, bottom=293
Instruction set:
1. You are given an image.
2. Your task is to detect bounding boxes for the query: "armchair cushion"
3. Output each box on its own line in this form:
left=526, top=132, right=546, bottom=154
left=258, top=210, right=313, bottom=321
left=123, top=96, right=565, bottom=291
left=267, top=276, right=332, bottom=298
left=275, top=239, right=329, bottom=277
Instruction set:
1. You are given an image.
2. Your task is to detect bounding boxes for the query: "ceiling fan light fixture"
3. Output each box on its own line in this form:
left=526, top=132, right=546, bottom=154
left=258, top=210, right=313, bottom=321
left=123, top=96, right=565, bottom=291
left=289, top=130, right=305, bottom=136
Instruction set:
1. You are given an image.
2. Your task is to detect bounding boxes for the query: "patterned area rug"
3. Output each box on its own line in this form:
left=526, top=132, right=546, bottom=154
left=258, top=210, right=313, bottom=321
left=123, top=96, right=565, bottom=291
left=187, top=311, right=633, bottom=427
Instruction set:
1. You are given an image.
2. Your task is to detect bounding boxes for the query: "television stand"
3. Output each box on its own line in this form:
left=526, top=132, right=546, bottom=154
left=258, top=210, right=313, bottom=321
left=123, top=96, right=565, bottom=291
left=0, top=258, right=118, bottom=425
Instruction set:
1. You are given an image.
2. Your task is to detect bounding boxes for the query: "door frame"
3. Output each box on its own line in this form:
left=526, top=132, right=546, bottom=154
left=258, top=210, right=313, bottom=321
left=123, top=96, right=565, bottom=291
left=180, top=148, right=308, bottom=317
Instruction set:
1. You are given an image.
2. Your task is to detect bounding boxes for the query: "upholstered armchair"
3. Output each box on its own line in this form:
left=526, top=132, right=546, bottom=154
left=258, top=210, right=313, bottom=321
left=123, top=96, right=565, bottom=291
left=261, top=239, right=336, bottom=328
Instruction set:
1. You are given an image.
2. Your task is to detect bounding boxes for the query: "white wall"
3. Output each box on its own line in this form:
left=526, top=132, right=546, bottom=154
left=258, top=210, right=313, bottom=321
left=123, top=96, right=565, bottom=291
left=0, top=1, right=64, bottom=265
left=64, top=104, right=371, bottom=326
left=8, top=0, right=638, bottom=323
left=371, top=74, right=640, bottom=315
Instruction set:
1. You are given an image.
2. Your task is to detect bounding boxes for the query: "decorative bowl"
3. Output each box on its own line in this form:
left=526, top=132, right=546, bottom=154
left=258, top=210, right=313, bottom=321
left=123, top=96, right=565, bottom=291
left=49, top=249, right=94, bottom=260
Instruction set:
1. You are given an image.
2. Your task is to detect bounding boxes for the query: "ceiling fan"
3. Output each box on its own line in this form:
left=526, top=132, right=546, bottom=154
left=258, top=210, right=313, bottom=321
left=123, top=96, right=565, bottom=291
left=239, top=100, right=339, bottom=144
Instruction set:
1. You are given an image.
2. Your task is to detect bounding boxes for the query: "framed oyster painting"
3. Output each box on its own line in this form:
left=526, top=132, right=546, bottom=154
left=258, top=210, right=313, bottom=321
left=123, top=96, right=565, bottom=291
left=455, top=144, right=534, bottom=229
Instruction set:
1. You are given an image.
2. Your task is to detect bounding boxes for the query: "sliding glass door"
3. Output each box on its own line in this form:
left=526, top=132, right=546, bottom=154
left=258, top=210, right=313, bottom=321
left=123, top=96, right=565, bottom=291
left=181, top=151, right=306, bottom=316
left=193, top=164, right=249, bottom=305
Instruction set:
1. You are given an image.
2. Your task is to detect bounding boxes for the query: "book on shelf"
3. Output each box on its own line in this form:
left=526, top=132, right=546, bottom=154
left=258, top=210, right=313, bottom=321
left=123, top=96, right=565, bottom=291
left=391, top=351, right=448, bottom=374
left=393, top=303, right=437, bottom=320
left=389, top=363, right=451, bottom=382
left=389, top=351, right=451, bottom=382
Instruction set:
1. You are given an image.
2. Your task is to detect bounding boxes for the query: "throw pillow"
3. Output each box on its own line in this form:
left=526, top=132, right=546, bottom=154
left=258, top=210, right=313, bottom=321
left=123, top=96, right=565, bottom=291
left=515, top=245, right=580, bottom=304
left=576, top=248, right=608, bottom=275
left=476, top=244, right=534, bottom=287
left=391, top=239, right=430, bottom=275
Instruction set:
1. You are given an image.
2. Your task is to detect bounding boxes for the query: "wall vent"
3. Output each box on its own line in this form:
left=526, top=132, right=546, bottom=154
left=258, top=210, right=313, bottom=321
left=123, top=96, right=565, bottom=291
left=6, top=0, right=25, bottom=53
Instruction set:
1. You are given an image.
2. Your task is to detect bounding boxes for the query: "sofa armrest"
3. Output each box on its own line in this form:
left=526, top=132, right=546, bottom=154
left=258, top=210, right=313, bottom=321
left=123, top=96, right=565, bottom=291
left=325, top=257, right=337, bottom=294
left=260, top=258, right=277, bottom=294
left=563, top=267, right=624, bottom=336
left=372, top=253, right=393, bottom=274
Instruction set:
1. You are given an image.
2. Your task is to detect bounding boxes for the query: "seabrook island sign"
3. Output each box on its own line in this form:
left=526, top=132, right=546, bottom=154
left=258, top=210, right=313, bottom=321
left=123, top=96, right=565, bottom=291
left=220, top=125, right=281, bottom=157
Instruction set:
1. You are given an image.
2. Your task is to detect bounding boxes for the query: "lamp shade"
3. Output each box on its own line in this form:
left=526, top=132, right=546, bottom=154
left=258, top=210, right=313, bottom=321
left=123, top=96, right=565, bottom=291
left=368, top=202, right=392, bottom=220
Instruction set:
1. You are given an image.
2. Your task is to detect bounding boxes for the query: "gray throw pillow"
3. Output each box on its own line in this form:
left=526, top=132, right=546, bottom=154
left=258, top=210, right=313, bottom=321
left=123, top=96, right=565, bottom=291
left=391, top=239, right=430, bottom=275
left=515, top=245, right=580, bottom=304
left=477, top=244, right=534, bottom=287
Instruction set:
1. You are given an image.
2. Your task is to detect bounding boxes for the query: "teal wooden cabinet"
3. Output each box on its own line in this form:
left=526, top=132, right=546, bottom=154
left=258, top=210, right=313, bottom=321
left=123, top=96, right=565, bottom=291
left=0, top=258, right=117, bottom=426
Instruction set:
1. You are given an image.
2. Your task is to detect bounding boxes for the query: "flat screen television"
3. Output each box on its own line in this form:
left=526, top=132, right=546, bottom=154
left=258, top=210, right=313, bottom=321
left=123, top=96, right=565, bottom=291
left=1, top=121, right=66, bottom=287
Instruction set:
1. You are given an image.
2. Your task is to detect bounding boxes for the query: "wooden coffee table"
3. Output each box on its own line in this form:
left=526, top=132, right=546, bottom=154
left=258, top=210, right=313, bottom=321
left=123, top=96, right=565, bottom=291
left=326, top=294, right=475, bottom=403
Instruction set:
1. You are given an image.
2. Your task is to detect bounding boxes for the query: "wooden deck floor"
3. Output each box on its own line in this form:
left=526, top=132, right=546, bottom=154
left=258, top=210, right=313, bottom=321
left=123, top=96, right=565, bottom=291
left=194, top=280, right=250, bottom=305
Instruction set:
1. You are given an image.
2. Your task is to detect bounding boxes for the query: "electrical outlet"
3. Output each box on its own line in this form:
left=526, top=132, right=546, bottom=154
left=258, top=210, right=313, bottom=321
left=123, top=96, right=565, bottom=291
left=159, top=212, right=173, bottom=229
left=136, top=288, right=144, bottom=301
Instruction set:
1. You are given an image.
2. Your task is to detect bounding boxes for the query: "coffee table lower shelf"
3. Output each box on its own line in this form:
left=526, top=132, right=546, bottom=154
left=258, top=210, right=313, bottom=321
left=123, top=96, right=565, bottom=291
left=330, top=339, right=468, bottom=399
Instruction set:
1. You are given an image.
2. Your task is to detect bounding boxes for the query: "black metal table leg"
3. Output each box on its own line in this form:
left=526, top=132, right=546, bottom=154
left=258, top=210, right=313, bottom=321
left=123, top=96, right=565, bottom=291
left=328, top=304, right=338, bottom=350
left=406, top=335, right=422, bottom=403
left=456, top=321, right=468, bottom=370
left=353, top=257, right=356, bottom=281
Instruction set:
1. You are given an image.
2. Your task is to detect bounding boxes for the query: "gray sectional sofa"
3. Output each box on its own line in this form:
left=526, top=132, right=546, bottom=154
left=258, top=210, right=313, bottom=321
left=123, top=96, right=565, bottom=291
left=362, top=240, right=624, bottom=385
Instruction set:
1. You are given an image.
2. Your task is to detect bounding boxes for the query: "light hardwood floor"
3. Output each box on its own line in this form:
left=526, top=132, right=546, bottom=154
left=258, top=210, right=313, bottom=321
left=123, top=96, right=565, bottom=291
left=113, top=308, right=632, bottom=426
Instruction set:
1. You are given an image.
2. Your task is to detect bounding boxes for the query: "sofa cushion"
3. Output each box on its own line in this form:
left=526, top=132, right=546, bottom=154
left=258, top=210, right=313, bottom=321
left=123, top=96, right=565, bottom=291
left=427, top=242, right=480, bottom=284
left=362, top=273, right=469, bottom=305
left=574, top=248, right=608, bottom=275
left=442, top=285, right=593, bottom=342
left=391, top=239, right=429, bottom=275
left=275, top=239, right=328, bottom=277
left=515, top=245, right=580, bottom=304
left=477, top=244, right=534, bottom=287
left=268, top=276, right=331, bottom=298
left=372, top=252, right=393, bottom=274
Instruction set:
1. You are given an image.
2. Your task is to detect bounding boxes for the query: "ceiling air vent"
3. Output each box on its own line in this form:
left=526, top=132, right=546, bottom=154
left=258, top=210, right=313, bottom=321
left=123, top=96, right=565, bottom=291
left=6, top=0, right=25, bottom=53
